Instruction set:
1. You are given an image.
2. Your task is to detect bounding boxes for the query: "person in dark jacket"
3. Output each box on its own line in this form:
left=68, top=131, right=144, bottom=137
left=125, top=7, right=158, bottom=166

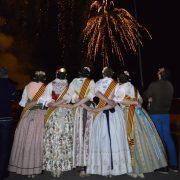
left=145, top=67, right=178, bottom=173
left=0, top=67, right=16, bottom=179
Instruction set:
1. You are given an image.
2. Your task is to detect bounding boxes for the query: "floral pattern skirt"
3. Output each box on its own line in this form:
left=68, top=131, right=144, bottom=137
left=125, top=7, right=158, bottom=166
left=43, top=107, right=74, bottom=177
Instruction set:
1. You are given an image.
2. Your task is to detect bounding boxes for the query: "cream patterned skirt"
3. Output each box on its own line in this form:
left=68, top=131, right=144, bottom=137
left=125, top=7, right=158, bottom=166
left=43, top=107, right=74, bottom=177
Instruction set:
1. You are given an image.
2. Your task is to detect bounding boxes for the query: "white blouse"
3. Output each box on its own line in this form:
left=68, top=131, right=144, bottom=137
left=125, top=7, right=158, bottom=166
left=38, top=79, right=68, bottom=106
left=114, top=82, right=142, bottom=103
left=63, top=78, right=95, bottom=103
left=19, top=82, right=44, bottom=107
left=95, top=77, right=117, bottom=99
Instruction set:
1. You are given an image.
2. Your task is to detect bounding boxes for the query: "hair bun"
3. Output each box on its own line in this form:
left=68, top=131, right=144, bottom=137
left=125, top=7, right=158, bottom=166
left=35, top=71, right=46, bottom=76
left=124, top=71, right=130, bottom=76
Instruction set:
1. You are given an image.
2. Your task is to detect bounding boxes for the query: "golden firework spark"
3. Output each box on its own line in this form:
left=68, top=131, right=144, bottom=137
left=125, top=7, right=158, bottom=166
left=83, top=0, right=152, bottom=67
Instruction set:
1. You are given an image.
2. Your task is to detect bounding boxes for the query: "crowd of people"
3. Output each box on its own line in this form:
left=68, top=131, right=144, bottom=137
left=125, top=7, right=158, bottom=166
left=0, top=66, right=178, bottom=179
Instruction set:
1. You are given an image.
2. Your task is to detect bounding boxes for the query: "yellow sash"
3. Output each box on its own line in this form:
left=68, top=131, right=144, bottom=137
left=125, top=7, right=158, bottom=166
left=79, top=78, right=91, bottom=99
left=44, top=86, right=68, bottom=123
left=125, top=87, right=138, bottom=166
left=20, top=84, right=46, bottom=119
left=94, top=80, right=117, bottom=118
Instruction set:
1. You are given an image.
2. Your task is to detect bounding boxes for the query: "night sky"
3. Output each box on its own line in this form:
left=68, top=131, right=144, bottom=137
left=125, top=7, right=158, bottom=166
left=0, top=0, right=179, bottom=97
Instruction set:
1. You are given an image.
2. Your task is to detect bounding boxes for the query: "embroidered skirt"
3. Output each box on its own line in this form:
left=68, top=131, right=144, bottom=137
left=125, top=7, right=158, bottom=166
left=43, top=108, right=73, bottom=177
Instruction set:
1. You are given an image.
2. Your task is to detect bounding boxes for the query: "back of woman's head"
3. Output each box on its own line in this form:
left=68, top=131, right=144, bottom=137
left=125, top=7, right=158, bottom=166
left=78, top=67, right=91, bottom=78
left=117, top=71, right=130, bottom=84
left=33, top=71, right=46, bottom=83
left=56, top=68, right=67, bottom=80
left=102, top=67, right=114, bottom=78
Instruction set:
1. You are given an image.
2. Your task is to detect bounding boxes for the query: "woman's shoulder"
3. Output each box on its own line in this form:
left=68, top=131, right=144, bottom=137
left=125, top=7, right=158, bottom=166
left=119, top=82, right=132, bottom=88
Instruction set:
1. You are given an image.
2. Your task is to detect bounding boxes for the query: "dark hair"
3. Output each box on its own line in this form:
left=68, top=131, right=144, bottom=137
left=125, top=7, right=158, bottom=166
left=160, top=68, right=171, bottom=81
left=33, top=72, right=46, bottom=83
left=102, top=68, right=114, bottom=78
left=56, top=72, right=67, bottom=80
left=78, top=68, right=91, bottom=78
left=117, top=73, right=130, bottom=84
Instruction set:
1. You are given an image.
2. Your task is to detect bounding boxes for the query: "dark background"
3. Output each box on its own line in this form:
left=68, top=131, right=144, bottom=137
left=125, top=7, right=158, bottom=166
left=0, top=0, right=179, bottom=96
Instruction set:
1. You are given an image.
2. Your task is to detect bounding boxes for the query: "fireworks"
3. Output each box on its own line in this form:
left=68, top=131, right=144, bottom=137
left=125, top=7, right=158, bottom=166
left=83, top=0, right=152, bottom=67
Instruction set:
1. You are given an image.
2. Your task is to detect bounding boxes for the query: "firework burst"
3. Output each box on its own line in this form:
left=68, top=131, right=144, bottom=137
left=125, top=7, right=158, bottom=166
left=83, top=0, right=152, bottom=67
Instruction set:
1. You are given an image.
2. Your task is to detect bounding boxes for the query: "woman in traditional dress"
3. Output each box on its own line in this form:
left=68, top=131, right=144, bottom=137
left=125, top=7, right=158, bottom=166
left=87, top=67, right=133, bottom=176
left=59, top=67, right=95, bottom=176
left=8, top=71, right=46, bottom=178
left=114, top=71, right=167, bottom=178
left=38, top=68, right=74, bottom=177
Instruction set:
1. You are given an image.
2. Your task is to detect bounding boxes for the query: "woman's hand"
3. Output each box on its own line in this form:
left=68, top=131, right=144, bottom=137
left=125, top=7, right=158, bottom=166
left=86, top=106, right=95, bottom=111
left=26, top=101, right=36, bottom=109
left=132, top=100, right=139, bottom=106
left=92, top=108, right=101, bottom=113
left=47, top=101, right=55, bottom=107
left=59, top=104, right=73, bottom=109
left=132, top=100, right=142, bottom=108
left=107, top=99, right=116, bottom=106
left=28, top=101, right=36, bottom=107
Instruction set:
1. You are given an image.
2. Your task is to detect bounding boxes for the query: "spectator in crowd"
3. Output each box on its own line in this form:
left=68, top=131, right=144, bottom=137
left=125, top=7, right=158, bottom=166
left=0, top=67, right=16, bottom=179
left=145, top=67, right=178, bottom=173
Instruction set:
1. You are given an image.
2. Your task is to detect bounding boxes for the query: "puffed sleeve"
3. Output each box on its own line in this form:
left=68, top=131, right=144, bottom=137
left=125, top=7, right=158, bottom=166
left=86, top=80, right=95, bottom=101
left=113, top=84, right=126, bottom=103
left=38, top=83, right=53, bottom=106
left=19, top=86, right=28, bottom=107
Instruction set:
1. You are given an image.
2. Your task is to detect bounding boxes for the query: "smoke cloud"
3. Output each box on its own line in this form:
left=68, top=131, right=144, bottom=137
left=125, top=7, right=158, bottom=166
left=0, top=33, right=32, bottom=89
